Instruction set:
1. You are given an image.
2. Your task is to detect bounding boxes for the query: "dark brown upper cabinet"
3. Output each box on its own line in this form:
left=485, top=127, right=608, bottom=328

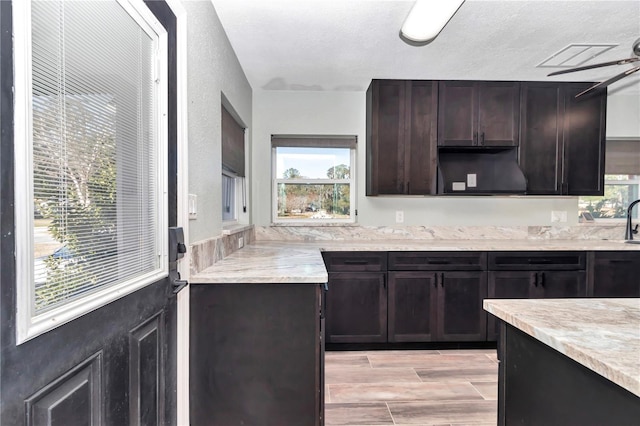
left=437, top=81, right=520, bottom=147
left=366, top=79, right=438, bottom=195
left=519, top=82, right=607, bottom=195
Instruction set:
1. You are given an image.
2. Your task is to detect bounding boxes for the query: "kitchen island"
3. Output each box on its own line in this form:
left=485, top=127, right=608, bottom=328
left=484, top=298, right=640, bottom=426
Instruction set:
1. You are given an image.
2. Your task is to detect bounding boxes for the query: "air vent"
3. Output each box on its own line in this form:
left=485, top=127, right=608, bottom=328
left=537, top=43, right=617, bottom=68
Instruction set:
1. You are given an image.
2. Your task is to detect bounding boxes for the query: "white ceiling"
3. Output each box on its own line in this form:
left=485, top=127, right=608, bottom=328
left=211, top=0, right=640, bottom=95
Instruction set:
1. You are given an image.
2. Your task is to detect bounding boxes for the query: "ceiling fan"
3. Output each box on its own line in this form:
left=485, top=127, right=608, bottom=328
left=547, top=37, right=640, bottom=98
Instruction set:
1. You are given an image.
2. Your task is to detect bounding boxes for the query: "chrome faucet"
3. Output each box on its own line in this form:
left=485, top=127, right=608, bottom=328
left=625, top=199, right=640, bottom=242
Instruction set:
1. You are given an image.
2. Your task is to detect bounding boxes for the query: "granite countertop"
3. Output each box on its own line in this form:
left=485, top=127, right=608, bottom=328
left=189, top=239, right=639, bottom=284
left=483, top=298, right=640, bottom=397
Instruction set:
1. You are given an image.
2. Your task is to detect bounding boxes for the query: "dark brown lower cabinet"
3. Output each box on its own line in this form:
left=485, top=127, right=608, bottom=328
left=388, top=271, right=487, bottom=342
left=487, top=270, right=586, bottom=340
left=190, top=283, right=324, bottom=426
left=589, top=251, right=640, bottom=297
left=325, top=272, right=387, bottom=343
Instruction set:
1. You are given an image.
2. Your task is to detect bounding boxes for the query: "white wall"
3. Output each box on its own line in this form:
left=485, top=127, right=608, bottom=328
left=252, top=90, right=580, bottom=227
left=606, top=92, right=640, bottom=138
left=184, top=1, right=252, bottom=243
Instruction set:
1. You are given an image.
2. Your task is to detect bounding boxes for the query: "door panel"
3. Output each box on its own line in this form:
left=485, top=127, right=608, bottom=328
left=0, top=2, right=179, bottom=425
left=438, top=271, right=487, bottom=341
left=325, top=272, right=387, bottom=343
left=388, top=271, right=437, bottom=342
left=487, top=271, right=535, bottom=341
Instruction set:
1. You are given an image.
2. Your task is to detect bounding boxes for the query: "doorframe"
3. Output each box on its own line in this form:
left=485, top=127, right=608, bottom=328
left=163, top=1, right=189, bottom=425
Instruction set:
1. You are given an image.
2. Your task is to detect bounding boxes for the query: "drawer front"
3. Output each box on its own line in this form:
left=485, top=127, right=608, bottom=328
left=593, top=250, right=640, bottom=265
left=489, top=251, right=586, bottom=270
left=388, top=252, right=487, bottom=271
left=322, top=251, right=387, bottom=272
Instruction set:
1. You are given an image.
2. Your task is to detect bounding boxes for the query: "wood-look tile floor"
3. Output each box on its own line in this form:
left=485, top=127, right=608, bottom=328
left=325, top=349, right=498, bottom=426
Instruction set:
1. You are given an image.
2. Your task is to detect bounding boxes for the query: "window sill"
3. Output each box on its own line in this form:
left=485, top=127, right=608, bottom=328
left=222, top=223, right=253, bottom=236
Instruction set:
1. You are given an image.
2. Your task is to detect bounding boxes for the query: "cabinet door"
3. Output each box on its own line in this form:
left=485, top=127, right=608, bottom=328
left=366, top=80, right=438, bottom=195
left=366, top=80, right=406, bottom=195
left=562, top=84, right=607, bottom=195
left=519, top=83, right=562, bottom=195
left=438, top=81, right=477, bottom=146
left=591, top=251, right=640, bottom=297
left=487, top=271, right=536, bottom=341
left=437, top=271, right=488, bottom=341
left=538, top=270, right=587, bottom=298
left=325, top=272, right=387, bottom=343
left=477, top=82, right=520, bottom=147
left=388, top=272, right=438, bottom=342
left=407, top=81, right=438, bottom=194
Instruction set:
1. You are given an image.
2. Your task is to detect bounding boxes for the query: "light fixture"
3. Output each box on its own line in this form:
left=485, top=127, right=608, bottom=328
left=400, top=0, right=465, bottom=45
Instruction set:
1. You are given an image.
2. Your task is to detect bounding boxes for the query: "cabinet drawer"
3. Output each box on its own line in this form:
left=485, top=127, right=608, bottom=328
left=593, top=251, right=640, bottom=265
left=489, top=251, right=586, bottom=270
left=388, top=252, right=486, bottom=271
left=322, top=251, right=387, bottom=272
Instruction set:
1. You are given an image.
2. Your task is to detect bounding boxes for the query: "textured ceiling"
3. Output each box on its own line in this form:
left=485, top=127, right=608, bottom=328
left=211, top=0, right=640, bottom=95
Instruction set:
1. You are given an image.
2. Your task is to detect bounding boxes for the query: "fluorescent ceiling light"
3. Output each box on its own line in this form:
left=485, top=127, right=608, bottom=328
left=401, top=0, right=465, bottom=45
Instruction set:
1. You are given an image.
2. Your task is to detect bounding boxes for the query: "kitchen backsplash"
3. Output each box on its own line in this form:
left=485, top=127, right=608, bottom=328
left=189, top=224, right=626, bottom=275
left=255, top=224, right=626, bottom=242
left=190, top=225, right=255, bottom=276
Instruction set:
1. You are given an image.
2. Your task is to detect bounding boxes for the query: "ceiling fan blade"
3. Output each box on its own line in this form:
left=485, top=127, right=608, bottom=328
left=575, top=65, right=640, bottom=98
left=547, top=57, right=639, bottom=76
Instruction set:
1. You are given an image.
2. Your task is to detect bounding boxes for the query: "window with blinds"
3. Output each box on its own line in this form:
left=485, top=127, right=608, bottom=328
left=221, top=105, right=245, bottom=222
left=579, top=140, right=640, bottom=220
left=17, top=0, right=167, bottom=336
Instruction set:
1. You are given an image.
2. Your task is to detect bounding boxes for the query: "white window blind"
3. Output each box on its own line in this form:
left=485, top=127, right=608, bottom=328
left=30, top=1, right=164, bottom=313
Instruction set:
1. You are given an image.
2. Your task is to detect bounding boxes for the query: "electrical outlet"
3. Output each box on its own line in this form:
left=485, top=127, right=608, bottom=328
left=395, top=211, right=404, bottom=223
left=238, top=237, right=244, bottom=248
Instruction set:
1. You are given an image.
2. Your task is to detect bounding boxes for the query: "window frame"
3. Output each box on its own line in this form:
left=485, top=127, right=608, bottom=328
left=14, top=0, right=169, bottom=344
left=271, top=141, right=356, bottom=225
left=579, top=174, right=640, bottom=222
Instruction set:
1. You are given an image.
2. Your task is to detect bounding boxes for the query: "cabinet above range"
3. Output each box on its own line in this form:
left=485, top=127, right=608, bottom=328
left=365, top=79, right=607, bottom=196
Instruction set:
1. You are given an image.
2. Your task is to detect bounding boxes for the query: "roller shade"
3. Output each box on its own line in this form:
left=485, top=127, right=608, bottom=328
left=271, top=135, right=357, bottom=149
left=222, top=106, right=246, bottom=176
left=605, top=139, right=640, bottom=175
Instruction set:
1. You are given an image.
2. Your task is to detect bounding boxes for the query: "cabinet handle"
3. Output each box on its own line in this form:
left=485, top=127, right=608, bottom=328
left=440, top=273, right=445, bottom=287
left=533, top=272, right=538, bottom=287
left=539, top=272, right=545, bottom=288
left=480, top=132, right=485, bottom=146
left=434, top=274, right=439, bottom=288
left=343, top=260, right=369, bottom=265
left=473, top=132, right=478, bottom=146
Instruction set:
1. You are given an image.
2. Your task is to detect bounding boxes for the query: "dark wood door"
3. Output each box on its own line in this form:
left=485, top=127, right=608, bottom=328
left=487, top=271, right=537, bottom=341
left=325, top=272, right=387, bottom=343
left=387, top=271, right=437, bottom=342
left=0, top=2, right=179, bottom=425
left=590, top=251, right=640, bottom=297
left=366, top=80, right=437, bottom=195
left=406, top=80, right=438, bottom=194
left=437, top=271, right=488, bottom=341
left=519, top=83, right=563, bottom=194
left=562, top=83, right=607, bottom=195
left=536, top=270, right=587, bottom=298
left=477, top=82, right=520, bottom=147
left=366, top=80, right=406, bottom=195
left=438, top=81, right=477, bottom=146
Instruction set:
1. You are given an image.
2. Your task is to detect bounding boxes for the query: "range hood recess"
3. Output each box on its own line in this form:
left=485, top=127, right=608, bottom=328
left=437, top=147, right=527, bottom=195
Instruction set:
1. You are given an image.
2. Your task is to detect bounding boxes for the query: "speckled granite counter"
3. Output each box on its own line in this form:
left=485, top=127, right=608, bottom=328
left=484, top=298, right=640, bottom=397
left=190, top=239, right=639, bottom=283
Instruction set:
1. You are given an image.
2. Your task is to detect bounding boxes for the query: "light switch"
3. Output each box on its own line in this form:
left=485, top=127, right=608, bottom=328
left=188, top=194, right=197, bottom=219
left=467, top=173, right=477, bottom=188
